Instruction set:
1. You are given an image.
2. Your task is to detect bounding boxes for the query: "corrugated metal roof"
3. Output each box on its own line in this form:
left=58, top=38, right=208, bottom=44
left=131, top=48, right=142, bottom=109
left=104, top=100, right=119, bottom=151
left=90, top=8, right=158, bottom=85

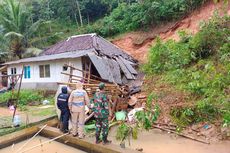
left=4, top=49, right=94, bottom=65
left=88, top=53, right=111, bottom=81
left=118, top=56, right=138, bottom=75
left=41, top=33, right=136, bottom=62
left=116, top=57, right=135, bottom=80
left=107, top=59, right=122, bottom=84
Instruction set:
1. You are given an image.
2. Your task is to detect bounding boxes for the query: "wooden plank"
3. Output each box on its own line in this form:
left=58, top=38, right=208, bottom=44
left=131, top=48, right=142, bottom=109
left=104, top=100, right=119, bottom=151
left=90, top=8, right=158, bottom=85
left=116, top=57, right=135, bottom=80
left=58, top=82, right=118, bottom=87
left=64, top=64, right=104, bottom=81
left=87, top=62, right=92, bottom=83
left=118, top=56, right=138, bottom=75
left=61, top=72, right=100, bottom=84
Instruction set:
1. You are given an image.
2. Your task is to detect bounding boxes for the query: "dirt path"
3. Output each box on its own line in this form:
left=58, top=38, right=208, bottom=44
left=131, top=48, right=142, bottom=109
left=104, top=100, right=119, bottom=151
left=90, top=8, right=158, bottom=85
left=108, top=127, right=230, bottom=153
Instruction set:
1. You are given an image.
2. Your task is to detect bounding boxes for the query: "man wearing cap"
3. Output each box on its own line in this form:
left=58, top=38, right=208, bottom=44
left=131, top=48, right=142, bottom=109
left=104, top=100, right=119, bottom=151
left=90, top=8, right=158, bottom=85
left=91, top=82, right=112, bottom=145
left=68, top=82, right=90, bottom=138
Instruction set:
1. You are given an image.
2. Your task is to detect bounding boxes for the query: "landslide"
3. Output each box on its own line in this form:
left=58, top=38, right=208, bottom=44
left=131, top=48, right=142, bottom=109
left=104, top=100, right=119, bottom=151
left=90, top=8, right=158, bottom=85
left=112, top=1, right=229, bottom=63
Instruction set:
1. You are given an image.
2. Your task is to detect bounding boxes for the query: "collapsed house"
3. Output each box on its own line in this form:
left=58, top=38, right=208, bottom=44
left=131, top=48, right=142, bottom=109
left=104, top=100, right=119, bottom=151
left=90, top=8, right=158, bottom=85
left=1, top=33, right=138, bottom=91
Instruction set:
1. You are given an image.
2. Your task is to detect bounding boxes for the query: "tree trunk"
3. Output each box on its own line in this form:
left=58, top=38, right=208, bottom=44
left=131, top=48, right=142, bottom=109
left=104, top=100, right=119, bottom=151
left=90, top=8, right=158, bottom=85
left=87, top=12, right=90, bottom=25
left=76, top=0, right=83, bottom=27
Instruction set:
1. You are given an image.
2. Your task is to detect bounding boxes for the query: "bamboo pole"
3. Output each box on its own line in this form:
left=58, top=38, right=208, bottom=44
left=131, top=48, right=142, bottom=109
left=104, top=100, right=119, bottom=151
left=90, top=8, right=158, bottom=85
left=16, top=124, right=47, bottom=153
left=87, top=62, right=91, bottom=84
left=19, top=133, right=69, bottom=153
left=12, top=66, right=24, bottom=122
left=64, top=64, right=106, bottom=81
left=58, top=82, right=118, bottom=87
left=61, top=72, right=100, bottom=84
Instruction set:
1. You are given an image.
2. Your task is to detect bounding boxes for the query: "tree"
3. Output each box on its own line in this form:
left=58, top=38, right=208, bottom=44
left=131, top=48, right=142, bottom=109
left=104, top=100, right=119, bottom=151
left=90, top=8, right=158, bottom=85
left=0, top=0, right=44, bottom=59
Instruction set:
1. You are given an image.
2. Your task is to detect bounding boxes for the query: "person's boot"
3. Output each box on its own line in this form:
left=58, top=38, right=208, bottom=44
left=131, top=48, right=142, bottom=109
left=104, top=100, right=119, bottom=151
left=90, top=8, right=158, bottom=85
left=102, top=137, right=111, bottom=145
left=95, top=136, right=102, bottom=144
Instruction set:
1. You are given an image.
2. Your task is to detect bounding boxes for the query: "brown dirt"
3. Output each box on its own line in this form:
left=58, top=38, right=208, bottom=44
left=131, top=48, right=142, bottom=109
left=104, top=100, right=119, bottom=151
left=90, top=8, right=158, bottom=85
left=132, top=75, right=230, bottom=142
left=112, top=1, right=229, bottom=63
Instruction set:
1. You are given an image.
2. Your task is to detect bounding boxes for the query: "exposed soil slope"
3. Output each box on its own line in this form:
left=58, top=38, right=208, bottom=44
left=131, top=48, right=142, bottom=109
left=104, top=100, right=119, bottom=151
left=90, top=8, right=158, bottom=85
left=112, top=1, right=229, bottom=62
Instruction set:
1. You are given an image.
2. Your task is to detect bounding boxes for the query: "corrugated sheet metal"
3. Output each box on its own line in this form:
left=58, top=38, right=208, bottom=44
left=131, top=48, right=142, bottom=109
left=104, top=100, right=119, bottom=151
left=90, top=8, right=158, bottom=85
left=107, top=59, right=122, bottom=84
left=116, top=57, right=135, bottom=80
left=118, top=56, right=138, bottom=75
left=102, top=56, right=117, bottom=83
left=41, top=34, right=95, bottom=55
left=88, top=53, right=110, bottom=81
left=41, top=33, right=136, bottom=63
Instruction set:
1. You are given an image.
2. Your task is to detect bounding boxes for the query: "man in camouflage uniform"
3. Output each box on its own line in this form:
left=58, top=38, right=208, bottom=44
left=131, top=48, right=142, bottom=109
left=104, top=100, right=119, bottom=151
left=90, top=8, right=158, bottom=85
left=91, top=82, right=112, bottom=145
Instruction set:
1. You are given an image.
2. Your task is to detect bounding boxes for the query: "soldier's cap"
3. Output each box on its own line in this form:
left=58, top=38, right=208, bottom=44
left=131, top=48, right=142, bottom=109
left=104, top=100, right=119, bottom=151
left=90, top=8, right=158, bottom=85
left=98, top=82, right=105, bottom=89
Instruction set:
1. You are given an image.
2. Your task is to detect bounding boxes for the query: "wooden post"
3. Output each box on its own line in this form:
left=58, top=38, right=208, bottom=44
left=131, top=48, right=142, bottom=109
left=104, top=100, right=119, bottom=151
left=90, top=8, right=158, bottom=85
left=69, top=67, right=73, bottom=83
left=12, top=66, right=24, bottom=122
left=87, top=62, right=91, bottom=84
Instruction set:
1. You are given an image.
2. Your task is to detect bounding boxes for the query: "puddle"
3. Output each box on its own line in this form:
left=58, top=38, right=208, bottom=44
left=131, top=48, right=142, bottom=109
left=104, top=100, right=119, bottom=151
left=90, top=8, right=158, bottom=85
left=0, top=136, right=85, bottom=153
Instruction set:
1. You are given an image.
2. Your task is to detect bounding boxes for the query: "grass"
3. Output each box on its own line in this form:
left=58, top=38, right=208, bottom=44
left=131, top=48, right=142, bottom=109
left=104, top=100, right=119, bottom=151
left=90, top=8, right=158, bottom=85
left=30, top=107, right=56, bottom=117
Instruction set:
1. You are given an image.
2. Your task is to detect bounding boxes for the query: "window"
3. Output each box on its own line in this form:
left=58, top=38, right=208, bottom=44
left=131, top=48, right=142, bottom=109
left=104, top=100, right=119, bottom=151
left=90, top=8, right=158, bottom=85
left=39, top=65, right=50, bottom=78
left=11, top=67, right=16, bottom=75
left=63, top=66, right=68, bottom=71
left=24, top=66, right=31, bottom=79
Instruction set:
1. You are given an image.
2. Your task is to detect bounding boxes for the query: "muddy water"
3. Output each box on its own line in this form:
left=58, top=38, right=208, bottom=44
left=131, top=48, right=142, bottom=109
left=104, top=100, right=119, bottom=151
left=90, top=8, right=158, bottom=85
left=0, top=136, right=85, bottom=153
left=109, top=128, right=230, bottom=153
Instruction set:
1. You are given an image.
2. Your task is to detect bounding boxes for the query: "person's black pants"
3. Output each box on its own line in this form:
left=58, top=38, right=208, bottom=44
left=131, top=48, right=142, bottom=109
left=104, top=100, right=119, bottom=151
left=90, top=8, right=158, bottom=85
left=60, top=110, right=70, bottom=132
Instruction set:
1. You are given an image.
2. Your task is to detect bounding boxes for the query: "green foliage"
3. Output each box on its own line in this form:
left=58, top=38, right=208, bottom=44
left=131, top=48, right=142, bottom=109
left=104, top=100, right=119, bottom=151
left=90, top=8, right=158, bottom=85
left=0, top=90, right=43, bottom=107
left=145, top=15, right=230, bottom=127
left=171, top=107, right=196, bottom=127
left=223, top=112, right=230, bottom=127
left=116, top=122, right=138, bottom=141
left=144, top=38, right=192, bottom=73
left=189, top=14, right=230, bottom=59
left=136, top=93, right=161, bottom=130
left=171, top=100, right=222, bottom=128
left=116, top=122, right=129, bottom=140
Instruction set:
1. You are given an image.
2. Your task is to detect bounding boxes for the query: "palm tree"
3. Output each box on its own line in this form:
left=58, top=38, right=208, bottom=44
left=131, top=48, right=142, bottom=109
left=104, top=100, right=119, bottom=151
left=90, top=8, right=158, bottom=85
left=0, top=0, right=44, bottom=59
left=0, top=26, right=8, bottom=63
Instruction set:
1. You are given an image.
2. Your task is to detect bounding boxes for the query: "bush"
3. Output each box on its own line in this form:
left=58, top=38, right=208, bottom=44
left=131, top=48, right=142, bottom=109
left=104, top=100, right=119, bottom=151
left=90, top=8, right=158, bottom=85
left=0, top=90, right=43, bottom=106
left=189, top=14, right=230, bottom=59
left=144, top=38, right=192, bottom=73
left=74, top=0, right=205, bottom=38
left=145, top=15, right=230, bottom=127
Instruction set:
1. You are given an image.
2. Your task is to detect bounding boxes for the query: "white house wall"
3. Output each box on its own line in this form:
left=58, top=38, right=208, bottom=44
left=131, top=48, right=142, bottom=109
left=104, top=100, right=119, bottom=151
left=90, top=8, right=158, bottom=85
left=6, top=58, right=82, bottom=90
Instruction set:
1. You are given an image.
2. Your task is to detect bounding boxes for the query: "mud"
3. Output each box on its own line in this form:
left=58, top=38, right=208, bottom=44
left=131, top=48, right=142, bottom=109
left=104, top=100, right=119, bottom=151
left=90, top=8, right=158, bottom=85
left=0, top=136, right=85, bottom=153
left=109, top=128, right=230, bottom=153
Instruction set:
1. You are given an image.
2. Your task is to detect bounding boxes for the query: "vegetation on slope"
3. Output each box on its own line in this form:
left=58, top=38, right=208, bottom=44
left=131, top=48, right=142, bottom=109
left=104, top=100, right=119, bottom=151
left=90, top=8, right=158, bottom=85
left=0, top=0, right=207, bottom=62
left=143, top=14, right=230, bottom=128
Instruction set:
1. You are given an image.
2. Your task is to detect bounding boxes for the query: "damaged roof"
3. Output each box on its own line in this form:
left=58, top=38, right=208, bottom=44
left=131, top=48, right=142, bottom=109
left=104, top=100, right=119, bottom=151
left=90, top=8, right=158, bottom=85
left=3, top=33, right=138, bottom=84
left=41, top=33, right=136, bottom=62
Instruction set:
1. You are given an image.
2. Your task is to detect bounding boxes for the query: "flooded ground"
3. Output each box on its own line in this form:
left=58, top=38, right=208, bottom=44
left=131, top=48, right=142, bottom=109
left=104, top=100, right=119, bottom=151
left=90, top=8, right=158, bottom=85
left=109, top=128, right=230, bottom=153
left=0, top=136, right=85, bottom=153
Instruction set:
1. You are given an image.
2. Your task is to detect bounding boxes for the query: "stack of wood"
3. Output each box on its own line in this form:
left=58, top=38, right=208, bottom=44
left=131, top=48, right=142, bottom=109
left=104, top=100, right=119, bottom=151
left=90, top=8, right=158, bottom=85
left=58, top=64, right=122, bottom=99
